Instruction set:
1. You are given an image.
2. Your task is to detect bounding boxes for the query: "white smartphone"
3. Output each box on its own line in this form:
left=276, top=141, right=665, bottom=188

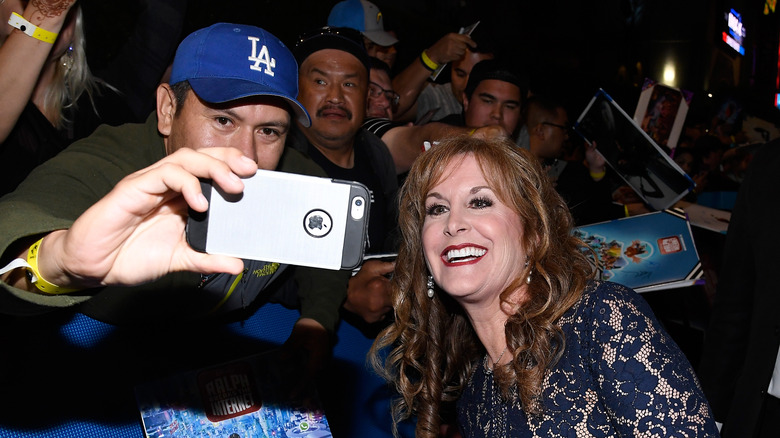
left=186, top=169, right=370, bottom=270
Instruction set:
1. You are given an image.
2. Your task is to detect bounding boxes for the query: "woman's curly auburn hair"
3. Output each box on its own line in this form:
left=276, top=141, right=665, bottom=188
left=369, top=135, right=594, bottom=437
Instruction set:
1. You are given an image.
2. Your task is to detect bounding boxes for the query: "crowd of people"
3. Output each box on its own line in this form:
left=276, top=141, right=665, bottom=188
left=0, top=0, right=775, bottom=436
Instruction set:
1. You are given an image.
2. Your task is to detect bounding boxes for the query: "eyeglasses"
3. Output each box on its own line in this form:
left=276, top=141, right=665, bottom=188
left=295, top=26, right=364, bottom=48
left=541, top=121, right=571, bottom=137
left=541, top=121, right=570, bottom=130
left=368, top=82, right=400, bottom=106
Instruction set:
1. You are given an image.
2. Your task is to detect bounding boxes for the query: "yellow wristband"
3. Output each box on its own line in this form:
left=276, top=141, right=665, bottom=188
left=589, top=169, right=606, bottom=180
left=8, top=12, right=58, bottom=44
left=26, top=237, right=78, bottom=294
left=624, top=204, right=630, bottom=217
left=420, top=50, right=439, bottom=72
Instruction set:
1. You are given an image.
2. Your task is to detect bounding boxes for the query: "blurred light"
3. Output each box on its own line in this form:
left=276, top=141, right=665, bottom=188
left=707, top=93, right=713, bottom=98
left=663, top=62, right=676, bottom=87
left=766, top=0, right=776, bottom=15
left=724, top=9, right=746, bottom=55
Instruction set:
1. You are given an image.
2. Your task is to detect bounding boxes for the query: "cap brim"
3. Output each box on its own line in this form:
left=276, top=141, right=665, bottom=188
left=188, top=78, right=311, bottom=127
left=362, top=30, right=398, bottom=47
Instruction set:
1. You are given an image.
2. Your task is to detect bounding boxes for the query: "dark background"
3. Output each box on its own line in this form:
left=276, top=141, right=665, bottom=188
left=80, top=0, right=780, bottom=129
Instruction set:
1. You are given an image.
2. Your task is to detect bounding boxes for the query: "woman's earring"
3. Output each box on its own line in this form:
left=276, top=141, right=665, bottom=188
left=61, top=44, right=74, bottom=71
left=526, top=269, right=532, bottom=284
left=427, top=275, right=435, bottom=298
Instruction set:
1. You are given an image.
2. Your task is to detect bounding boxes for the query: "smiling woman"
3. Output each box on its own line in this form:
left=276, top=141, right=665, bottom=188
left=369, top=135, right=719, bottom=437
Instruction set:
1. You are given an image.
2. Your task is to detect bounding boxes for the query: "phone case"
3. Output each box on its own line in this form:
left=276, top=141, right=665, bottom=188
left=187, top=170, right=370, bottom=270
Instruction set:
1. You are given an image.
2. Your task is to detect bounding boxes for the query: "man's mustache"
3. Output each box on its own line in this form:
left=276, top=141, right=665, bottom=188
left=316, top=104, right=353, bottom=120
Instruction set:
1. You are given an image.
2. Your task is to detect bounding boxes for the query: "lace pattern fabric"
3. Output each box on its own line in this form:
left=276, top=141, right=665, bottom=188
left=457, top=281, right=719, bottom=437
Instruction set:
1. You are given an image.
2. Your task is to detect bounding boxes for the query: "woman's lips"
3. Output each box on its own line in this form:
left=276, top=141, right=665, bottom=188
left=441, top=244, right=487, bottom=266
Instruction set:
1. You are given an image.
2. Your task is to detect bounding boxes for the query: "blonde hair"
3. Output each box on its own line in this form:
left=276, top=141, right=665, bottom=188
left=42, top=6, right=105, bottom=130
left=370, top=135, right=594, bottom=437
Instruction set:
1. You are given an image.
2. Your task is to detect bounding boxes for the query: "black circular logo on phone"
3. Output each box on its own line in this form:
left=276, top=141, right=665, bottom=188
left=304, top=209, right=332, bottom=238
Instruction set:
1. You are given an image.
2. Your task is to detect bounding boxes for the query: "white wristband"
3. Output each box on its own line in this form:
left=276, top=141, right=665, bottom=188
left=0, top=258, right=32, bottom=276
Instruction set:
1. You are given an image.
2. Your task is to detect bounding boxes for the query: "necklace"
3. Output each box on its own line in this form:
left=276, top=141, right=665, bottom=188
left=484, top=346, right=509, bottom=374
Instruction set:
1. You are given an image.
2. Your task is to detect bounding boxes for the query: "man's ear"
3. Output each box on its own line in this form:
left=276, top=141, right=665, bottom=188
left=462, top=92, right=470, bottom=113
left=156, top=84, right=177, bottom=136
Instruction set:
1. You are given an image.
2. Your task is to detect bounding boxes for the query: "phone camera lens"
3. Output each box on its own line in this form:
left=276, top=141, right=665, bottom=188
left=351, top=196, right=366, bottom=220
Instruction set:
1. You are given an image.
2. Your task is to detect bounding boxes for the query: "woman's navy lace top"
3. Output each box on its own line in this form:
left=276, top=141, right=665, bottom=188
left=457, top=281, right=719, bottom=437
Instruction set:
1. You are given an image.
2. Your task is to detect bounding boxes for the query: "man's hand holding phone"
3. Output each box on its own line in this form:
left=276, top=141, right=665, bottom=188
left=11, top=147, right=253, bottom=293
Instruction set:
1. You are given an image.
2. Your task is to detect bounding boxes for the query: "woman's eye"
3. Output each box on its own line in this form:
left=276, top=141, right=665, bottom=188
left=470, top=197, right=493, bottom=209
left=425, top=204, right=447, bottom=216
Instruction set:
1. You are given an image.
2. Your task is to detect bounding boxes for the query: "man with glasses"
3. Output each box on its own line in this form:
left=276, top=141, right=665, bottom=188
left=525, top=94, right=634, bottom=225
left=526, top=94, right=573, bottom=164
left=366, top=57, right=398, bottom=119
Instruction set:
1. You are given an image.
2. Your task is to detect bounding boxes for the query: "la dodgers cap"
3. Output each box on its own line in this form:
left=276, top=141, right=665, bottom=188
left=170, top=23, right=311, bottom=127
left=293, top=26, right=372, bottom=74
left=327, top=0, right=399, bottom=47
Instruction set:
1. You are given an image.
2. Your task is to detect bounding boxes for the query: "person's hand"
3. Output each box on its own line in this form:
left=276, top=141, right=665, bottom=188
left=692, top=171, right=708, bottom=193
left=625, top=202, right=651, bottom=216
left=14, top=0, right=79, bottom=39
left=16, top=0, right=78, bottom=21
left=38, top=147, right=258, bottom=289
left=425, top=33, right=476, bottom=66
left=31, top=0, right=79, bottom=10
left=471, top=125, right=509, bottom=141
left=343, top=259, right=394, bottom=324
left=279, top=318, right=332, bottom=405
left=585, top=141, right=607, bottom=181
left=612, top=185, right=642, bottom=204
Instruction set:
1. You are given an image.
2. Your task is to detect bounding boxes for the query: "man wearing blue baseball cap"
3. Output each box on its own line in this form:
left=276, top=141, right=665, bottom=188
left=0, top=22, right=346, bottom=344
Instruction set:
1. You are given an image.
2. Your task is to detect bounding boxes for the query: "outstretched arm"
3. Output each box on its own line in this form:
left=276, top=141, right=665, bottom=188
left=2, top=147, right=257, bottom=293
left=392, top=33, right=475, bottom=122
left=381, top=123, right=508, bottom=174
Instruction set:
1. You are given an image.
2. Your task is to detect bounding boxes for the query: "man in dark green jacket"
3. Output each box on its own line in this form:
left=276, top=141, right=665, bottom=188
left=0, top=23, right=350, bottom=380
